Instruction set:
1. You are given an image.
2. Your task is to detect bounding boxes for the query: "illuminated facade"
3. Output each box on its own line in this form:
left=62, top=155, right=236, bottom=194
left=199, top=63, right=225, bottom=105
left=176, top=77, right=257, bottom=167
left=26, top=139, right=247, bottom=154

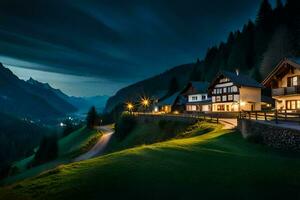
left=263, top=58, right=300, bottom=111
left=209, top=71, right=262, bottom=112
left=183, top=82, right=211, bottom=113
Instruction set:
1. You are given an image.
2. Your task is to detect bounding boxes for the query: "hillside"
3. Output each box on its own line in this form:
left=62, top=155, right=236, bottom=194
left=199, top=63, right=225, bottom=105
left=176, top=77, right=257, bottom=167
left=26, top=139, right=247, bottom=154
left=104, top=63, right=196, bottom=112
left=0, top=63, right=76, bottom=119
left=1, top=126, right=102, bottom=185
left=105, top=0, right=300, bottom=113
left=0, top=112, right=52, bottom=173
left=2, top=121, right=300, bottom=199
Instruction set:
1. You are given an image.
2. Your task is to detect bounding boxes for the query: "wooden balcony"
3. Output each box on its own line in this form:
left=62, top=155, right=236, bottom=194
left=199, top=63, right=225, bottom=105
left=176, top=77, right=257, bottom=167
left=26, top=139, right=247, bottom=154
left=272, top=86, right=300, bottom=96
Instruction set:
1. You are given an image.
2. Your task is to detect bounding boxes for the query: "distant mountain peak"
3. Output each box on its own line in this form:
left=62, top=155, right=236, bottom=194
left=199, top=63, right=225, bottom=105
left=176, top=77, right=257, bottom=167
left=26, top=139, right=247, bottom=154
left=27, top=77, right=52, bottom=90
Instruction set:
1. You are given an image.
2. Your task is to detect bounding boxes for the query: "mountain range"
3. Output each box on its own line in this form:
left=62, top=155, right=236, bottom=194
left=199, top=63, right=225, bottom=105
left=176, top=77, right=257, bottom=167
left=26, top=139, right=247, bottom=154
left=0, top=63, right=108, bottom=120
left=104, top=63, right=195, bottom=112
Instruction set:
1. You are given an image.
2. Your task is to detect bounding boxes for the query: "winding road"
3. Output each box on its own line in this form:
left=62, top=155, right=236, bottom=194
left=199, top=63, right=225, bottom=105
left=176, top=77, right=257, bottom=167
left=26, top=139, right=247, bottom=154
left=219, top=118, right=237, bottom=129
left=74, top=125, right=114, bottom=162
left=73, top=117, right=235, bottom=163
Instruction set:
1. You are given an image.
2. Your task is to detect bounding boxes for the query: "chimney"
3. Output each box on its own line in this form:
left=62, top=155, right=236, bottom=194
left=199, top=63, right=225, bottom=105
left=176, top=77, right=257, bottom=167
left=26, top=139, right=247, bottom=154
left=236, top=69, right=239, bottom=76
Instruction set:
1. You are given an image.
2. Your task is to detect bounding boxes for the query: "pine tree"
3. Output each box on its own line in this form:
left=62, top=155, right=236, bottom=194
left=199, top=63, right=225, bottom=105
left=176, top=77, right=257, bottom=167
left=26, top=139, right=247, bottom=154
left=256, top=0, right=273, bottom=29
left=33, top=135, right=58, bottom=166
left=254, top=0, right=274, bottom=67
left=260, top=25, right=293, bottom=77
left=86, top=106, right=98, bottom=129
left=167, top=77, right=179, bottom=95
left=189, top=59, right=202, bottom=81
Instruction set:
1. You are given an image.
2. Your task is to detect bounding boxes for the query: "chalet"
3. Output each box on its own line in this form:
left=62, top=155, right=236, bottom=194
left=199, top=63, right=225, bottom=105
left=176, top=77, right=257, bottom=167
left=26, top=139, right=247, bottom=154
left=262, top=58, right=300, bottom=111
left=183, top=82, right=211, bottom=112
left=209, top=71, right=263, bottom=112
left=157, top=92, right=181, bottom=113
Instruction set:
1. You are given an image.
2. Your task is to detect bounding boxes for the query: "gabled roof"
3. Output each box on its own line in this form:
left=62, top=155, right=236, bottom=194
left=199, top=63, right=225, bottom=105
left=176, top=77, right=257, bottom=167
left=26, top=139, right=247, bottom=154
left=209, top=70, right=263, bottom=89
left=262, top=57, right=300, bottom=86
left=157, top=92, right=180, bottom=106
left=181, top=81, right=209, bottom=95
left=189, top=81, right=209, bottom=93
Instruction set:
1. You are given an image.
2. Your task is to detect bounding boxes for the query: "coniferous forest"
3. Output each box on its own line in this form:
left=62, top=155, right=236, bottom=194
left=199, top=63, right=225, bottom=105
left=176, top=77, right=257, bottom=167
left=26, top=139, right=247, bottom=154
left=191, top=0, right=300, bottom=82
left=105, top=0, right=300, bottom=112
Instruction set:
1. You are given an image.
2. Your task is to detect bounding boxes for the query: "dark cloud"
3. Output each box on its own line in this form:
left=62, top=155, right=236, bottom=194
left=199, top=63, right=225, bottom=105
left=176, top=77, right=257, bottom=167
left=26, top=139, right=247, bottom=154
left=0, top=0, right=265, bottom=95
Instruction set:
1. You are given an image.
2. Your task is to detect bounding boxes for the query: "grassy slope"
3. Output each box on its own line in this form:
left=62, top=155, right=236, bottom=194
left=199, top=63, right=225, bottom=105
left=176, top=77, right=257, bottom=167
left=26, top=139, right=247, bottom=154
left=1, top=127, right=102, bottom=186
left=106, top=120, right=194, bottom=153
left=2, top=121, right=300, bottom=200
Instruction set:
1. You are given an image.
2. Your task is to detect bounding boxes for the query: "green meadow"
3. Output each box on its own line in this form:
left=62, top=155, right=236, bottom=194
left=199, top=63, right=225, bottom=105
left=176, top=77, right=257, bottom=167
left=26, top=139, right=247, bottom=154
left=1, top=121, right=300, bottom=200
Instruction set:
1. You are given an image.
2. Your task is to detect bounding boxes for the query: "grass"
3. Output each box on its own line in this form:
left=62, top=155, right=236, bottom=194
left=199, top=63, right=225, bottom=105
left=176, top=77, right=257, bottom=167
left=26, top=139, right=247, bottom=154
left=106, top=120, right=194, bottom=153
left=1, top=127, right=102, bottom=186
left=2, top=121, right=300, bottom=199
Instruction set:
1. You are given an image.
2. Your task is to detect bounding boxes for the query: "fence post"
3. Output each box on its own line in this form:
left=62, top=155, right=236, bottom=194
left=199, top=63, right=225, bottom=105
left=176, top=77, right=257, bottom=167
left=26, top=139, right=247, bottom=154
left=248, top=112, right=251, bottom=120
left=255, top=111, right=258, bottom=120
left=264, top=111, right=267, bottom=121
left=285, top=110, right=287, bottom=121
left=217, top=114, right=219, bottom=124
left=275, top=109, right=278, bottom=124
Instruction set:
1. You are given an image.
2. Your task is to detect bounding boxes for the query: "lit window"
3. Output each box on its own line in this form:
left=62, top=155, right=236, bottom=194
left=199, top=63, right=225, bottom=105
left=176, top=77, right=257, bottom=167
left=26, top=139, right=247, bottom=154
left=287, top=101, right=291, bottom=109
left=234, top=95, right=239, bottom=101
left=232, top=86, right=238, bottom=92
left=291, top=101, right=296, bottom=109
left=222, top=95, right=227, bottom=101
left=293, top=77, right=298, bottom=86
left=228, top=87, right=231, bottom=93
left=223, top=87, right=227, bottom=93
left=226, top=105, right=230, bottom=111
left=216, top=96, right=221, bottom=102
left=212, top=96, right=215, bottom=102
left=228, top=95, right=233, bottom=101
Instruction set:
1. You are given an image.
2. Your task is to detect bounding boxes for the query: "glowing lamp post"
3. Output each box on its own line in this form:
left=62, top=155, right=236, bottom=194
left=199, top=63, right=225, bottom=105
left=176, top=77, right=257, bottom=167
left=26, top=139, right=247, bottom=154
left=141, top=97, right=150, bottom=113
left=126, top=102, right=134, bottom=114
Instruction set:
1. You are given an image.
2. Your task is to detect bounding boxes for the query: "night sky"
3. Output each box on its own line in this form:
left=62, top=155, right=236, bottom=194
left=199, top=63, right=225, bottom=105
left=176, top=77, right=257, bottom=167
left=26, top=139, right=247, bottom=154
left=0, top=0, right=274, bottom=96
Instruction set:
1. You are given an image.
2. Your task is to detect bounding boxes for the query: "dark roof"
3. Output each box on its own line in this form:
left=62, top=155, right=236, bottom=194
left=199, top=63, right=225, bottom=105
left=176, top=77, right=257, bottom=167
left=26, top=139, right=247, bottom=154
left=220, top=70, right=263, bottom=88
left=261, top=95, right=275, bottom=104
left=157, top=92, right=180, bottom=106
left=189, top=81, right=209, bottom=93
left=287, top=57, right=300, bottom=67
left=262, top=57, right=300, bottom=86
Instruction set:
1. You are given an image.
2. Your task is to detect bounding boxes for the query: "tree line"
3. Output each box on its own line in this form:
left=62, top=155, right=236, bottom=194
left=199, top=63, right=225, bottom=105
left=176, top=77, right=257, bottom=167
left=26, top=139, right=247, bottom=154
left=190, top=0, right=300, bottom=82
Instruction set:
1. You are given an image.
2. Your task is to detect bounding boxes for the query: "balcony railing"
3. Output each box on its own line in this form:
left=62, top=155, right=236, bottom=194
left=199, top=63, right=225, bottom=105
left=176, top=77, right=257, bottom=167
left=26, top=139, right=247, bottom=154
left=272, top=86, right=300, bottom=96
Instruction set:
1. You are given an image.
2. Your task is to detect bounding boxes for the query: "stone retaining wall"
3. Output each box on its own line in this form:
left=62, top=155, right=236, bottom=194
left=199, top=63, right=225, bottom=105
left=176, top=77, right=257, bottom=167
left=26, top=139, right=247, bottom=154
left=238, top=119, right=300, bottom=151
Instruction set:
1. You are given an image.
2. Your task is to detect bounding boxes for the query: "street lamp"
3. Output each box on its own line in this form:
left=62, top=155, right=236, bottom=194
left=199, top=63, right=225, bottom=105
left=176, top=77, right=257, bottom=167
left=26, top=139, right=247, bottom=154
left=126, top=102, right=134, bottom=114
left=141, top=97, right=150, bottom=113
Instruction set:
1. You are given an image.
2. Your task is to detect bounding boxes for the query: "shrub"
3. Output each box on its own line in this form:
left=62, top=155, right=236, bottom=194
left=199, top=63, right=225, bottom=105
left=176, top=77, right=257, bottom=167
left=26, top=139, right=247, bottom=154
left=86, top=106, right=99, bottom=129
left=32, top=135, right=58, bottom=166
left=115, top=114, right=137, bottom=140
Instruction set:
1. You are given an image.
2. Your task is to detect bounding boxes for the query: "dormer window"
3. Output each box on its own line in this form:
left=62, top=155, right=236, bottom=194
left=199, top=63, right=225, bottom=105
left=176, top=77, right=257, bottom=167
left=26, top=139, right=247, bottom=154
left=287, top=76, right=299, bottom=87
